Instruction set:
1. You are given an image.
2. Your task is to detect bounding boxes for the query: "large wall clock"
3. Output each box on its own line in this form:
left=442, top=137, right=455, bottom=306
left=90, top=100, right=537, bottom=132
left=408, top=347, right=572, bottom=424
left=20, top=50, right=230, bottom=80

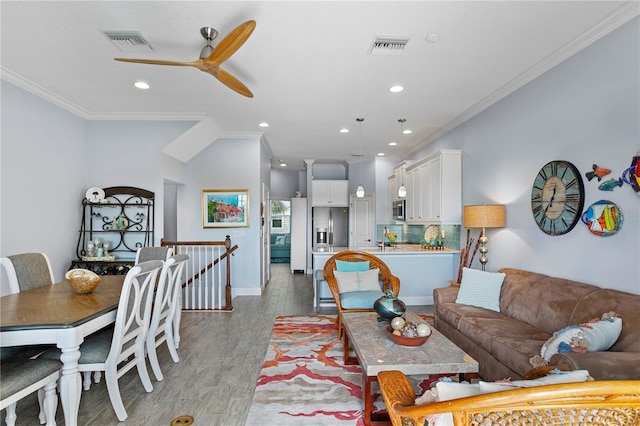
left=531, top=160, right=585, bottom=236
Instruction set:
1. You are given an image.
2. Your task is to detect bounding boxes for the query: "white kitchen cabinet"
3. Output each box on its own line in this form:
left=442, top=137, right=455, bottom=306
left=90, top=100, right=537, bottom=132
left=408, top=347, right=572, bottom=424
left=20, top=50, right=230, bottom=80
left=290, top=197, right=307, bottom=272
left=405, top=150, right=462, bottom=224
left=388, top=175, right=396, bottom=218
left=311, top=180, right=349, bottom=207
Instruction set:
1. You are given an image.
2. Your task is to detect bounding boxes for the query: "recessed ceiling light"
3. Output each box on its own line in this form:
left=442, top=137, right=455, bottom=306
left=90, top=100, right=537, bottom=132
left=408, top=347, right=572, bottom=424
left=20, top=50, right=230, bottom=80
left=279, top=160, right=287, bottom=167
left=377, top=152, right=385, bottom=156
left=340, top=128, right=350, bottom=133
left=426, top=33, right=442, bottom=44
left=388, top=141, right=398, bottom=146
left=133, top=81, right=150, bottom=90
left=389, top=85, right=404, bottom=93
left=259, top=122, right=269, bottom=128
left=402, top=129, right=412, bottom=134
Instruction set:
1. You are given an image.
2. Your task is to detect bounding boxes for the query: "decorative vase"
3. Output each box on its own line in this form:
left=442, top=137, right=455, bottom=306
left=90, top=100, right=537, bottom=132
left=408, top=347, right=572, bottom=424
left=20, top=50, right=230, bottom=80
left=374, top=289, right=406, bottom=321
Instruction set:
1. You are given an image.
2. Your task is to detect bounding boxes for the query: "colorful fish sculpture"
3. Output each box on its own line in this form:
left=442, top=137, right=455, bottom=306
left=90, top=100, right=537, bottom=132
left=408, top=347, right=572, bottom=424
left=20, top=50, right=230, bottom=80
left=598, top=177, right=623, bottom=191
left=585, top=164, right=611, bottom=181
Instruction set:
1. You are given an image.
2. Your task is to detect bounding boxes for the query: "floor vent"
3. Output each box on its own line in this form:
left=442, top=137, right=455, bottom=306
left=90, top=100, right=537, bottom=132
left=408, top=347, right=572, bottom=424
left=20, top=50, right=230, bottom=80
left=368, top=35, right=410, bottom=55
left=104, top=30, right=155, bottom=52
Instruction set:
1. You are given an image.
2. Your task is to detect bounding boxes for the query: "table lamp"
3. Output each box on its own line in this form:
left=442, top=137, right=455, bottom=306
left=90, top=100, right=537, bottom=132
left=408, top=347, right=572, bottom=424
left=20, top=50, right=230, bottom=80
left=463, top=204, right=506, bottom=271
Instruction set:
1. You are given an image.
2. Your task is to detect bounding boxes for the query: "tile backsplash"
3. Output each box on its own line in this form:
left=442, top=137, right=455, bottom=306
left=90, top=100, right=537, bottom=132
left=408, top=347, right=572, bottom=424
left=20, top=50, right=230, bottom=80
left=377, top=223, right=461, bottom=249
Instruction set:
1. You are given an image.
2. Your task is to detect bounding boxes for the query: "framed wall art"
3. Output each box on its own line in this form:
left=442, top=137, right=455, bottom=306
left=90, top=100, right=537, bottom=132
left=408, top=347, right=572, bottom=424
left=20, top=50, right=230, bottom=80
left=202, top=189, right=249, bottom=228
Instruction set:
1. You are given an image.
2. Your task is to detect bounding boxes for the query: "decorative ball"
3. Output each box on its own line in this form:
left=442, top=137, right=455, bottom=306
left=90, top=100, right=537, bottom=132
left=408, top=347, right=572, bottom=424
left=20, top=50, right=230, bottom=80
left=416, top=323, right=432, bottom=337
left=374, top=289, right=406, bottom=321
left=391, top=316, right=406, bottom=331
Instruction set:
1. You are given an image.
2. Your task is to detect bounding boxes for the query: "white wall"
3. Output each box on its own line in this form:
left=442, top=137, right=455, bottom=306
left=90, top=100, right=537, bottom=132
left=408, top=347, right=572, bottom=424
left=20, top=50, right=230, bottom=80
left=1, top=81, right=88, bottom=290
left=178, top=136, right=263, bottom=295
left=410, top=17, right=639, bottom=292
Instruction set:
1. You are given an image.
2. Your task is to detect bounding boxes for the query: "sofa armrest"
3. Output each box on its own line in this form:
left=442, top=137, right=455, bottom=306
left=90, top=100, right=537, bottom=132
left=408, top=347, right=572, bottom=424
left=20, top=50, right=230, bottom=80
left=433, top=286, right=459, bottom=306
left=550, top=351, right=640, bottom=380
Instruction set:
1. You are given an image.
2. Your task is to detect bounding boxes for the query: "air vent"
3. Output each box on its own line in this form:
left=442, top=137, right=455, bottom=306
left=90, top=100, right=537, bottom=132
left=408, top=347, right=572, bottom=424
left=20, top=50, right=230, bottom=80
left=104, top=30, right=154, bottom=52
left=368, top=35, right=410, bottom=55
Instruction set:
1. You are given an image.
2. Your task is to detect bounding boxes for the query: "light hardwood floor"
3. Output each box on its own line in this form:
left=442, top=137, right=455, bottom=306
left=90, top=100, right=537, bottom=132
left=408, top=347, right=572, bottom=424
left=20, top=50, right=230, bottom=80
left=10, top=264, right=432, bottom=425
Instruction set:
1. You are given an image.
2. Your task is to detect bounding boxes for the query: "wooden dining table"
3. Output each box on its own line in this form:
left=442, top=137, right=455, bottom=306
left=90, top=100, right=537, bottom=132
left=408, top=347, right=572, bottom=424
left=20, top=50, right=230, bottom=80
left=0, top=275, right=125, bottom=426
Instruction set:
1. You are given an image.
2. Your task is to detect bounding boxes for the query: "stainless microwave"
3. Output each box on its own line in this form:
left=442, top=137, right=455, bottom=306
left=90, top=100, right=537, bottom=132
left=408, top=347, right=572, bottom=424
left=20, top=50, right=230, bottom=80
left=392, top=200, right=406, bottom=221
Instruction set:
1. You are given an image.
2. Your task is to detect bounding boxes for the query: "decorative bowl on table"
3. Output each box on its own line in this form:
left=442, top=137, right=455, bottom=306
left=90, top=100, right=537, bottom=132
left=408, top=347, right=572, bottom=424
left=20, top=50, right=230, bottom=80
left=65, top=269, right=101, bottom=294
left=386, top=322, right=431, bottom=347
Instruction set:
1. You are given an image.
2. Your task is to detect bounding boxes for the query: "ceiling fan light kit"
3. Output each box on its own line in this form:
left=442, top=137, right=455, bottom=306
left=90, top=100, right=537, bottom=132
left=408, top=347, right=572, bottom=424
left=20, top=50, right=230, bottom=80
left=114, top=20, right=256, bottom=98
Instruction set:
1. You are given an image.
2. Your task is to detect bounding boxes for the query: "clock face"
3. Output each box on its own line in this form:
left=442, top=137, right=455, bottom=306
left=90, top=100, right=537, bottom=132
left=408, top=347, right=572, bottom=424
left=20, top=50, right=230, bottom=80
left=531, top=161, right=585, bottom=236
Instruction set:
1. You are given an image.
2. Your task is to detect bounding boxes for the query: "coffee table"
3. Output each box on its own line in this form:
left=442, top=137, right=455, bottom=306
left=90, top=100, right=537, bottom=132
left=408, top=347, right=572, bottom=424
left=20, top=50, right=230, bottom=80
left=342, top=312, right=479, bottom=425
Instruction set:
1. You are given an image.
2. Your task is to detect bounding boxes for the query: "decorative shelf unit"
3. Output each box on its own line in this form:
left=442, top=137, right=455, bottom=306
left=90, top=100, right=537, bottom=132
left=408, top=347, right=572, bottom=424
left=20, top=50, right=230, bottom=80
left=70, top=186, right=154, bottom=275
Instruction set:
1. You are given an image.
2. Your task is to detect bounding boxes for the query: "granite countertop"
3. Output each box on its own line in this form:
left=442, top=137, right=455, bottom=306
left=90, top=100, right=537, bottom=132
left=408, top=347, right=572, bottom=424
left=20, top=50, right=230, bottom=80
left=312, top=244, right=459, bottom=255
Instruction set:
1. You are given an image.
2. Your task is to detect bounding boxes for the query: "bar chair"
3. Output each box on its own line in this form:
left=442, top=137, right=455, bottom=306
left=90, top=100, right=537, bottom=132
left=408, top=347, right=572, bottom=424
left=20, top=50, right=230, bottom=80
left=41, top=260, right=163, bottom=421
left=323, top=250, right=400, bottom=339
left=146, top=254, right=189, bottom=381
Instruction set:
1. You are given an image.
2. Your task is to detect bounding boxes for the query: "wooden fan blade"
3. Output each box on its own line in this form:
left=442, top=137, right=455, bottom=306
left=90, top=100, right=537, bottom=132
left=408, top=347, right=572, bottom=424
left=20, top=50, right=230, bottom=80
left=212, top=68, right=254, bottom=98
left=114, top=58, right=195, bottom=67
left=207, top=20, right=256, bottom=65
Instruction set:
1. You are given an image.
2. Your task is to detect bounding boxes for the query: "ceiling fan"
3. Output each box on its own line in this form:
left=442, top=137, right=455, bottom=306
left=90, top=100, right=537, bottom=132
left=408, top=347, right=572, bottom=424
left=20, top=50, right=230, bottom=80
left=114, top=20, right=256, bottom=98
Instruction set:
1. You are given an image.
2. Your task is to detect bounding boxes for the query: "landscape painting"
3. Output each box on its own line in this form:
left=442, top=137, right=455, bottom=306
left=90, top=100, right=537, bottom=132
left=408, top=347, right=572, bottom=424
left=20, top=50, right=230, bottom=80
left=202, top=189, right=249, bottom=228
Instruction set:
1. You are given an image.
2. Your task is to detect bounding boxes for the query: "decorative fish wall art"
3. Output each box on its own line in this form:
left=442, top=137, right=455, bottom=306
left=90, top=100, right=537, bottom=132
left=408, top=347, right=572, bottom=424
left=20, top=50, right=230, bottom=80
left=585, top=164, right=611, bottom=181
left=598, top=177, right=623, bottom=191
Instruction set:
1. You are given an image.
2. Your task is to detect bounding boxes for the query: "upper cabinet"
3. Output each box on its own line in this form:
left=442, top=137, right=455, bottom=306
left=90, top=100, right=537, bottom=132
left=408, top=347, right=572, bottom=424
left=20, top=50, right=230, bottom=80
left=404, top=150, right=461, bottom=224
left=311, top=180, right=349, bottom=207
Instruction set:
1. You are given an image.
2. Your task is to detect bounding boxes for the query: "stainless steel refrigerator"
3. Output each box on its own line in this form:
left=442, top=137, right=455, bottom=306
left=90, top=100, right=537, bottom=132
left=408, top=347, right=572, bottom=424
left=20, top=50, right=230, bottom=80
left=312, top=207, right=349, bottom=248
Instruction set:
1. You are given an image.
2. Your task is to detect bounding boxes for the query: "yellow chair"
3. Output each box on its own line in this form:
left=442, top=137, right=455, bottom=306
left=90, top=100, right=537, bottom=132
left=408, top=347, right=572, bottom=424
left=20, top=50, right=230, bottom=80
left=378, top=370, right=640, bottom=426
left=323, top=250, right=400, bottom=339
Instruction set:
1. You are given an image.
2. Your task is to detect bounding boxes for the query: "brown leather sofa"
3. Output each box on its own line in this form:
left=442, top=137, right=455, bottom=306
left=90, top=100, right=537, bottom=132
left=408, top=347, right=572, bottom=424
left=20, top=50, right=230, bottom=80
left=434, top=268, right=640, bottom=381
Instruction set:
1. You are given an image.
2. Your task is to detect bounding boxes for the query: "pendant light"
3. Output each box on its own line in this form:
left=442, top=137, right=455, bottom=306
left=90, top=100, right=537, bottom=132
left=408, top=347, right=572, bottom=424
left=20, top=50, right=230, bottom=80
left=397, top=119, right=407, bottom=198
left=355, top=117, right=365, bottom=198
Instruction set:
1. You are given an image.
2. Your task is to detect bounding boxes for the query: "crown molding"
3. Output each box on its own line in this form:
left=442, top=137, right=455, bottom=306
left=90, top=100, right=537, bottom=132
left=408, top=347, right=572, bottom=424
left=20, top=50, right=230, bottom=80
left=1, top=66, right=208, bottom=121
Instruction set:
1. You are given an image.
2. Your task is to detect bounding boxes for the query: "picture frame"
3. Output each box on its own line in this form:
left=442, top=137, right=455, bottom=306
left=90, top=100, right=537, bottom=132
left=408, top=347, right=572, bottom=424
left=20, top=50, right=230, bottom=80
left=202, top=189, right=250, bottom=228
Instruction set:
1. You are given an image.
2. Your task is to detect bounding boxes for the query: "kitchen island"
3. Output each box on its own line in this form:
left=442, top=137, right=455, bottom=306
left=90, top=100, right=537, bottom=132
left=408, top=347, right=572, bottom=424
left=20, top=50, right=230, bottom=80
left=312, top=245, right=459, bottom=308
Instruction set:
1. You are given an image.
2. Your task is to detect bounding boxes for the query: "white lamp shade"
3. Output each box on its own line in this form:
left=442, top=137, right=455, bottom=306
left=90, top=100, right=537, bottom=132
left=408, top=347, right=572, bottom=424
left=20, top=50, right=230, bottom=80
left=356, top=185, right=365, bottom=198
left=398, top=184, right=407, bottom=198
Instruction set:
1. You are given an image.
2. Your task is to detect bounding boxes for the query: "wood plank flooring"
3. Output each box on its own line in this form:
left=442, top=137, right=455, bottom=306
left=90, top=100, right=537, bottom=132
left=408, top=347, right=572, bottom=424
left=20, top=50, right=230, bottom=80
left=9, top=264, right=432, bottom=425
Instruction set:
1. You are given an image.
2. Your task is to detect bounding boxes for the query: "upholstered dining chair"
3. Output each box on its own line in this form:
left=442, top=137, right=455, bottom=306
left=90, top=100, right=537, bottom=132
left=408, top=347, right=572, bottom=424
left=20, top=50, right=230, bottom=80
left=323, top=250, right=400, bottom=339
left=1, top=349, right=61, bottom=426
left=146, top=253, right=189, bottom=381
left=135, top=246, right=173, bottom=264
left=40, top=260, right=163, bottom=422
left=0, top=252, right=55, bottom=295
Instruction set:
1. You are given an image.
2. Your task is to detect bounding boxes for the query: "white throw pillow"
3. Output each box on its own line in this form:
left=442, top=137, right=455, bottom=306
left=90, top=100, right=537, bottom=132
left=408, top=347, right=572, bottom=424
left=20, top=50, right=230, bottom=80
left=454, top=267, right=506, bottom=312
left=333, top=269, right=380, bottom=294
left=479, top=369, right=590, bottom=394
left=539, top=314, right=622, bottom=362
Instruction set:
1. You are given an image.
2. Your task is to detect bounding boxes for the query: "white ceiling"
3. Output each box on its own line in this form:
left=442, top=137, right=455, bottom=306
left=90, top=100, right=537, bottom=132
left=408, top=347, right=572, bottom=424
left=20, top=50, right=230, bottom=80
left=1, top=1, right=637, bottom=170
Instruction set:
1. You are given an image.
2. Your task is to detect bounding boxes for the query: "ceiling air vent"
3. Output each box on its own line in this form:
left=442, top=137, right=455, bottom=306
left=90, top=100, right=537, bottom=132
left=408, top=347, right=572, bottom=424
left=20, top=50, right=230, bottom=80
left=368, top=35, right=411, bottom=55
left=104, top=30, right=154, bottom=52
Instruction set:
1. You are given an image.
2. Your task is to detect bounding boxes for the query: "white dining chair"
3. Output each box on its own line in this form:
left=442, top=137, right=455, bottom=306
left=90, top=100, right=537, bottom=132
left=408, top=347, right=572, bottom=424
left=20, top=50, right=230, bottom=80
left=134, top=246, right=173, bottom=264
left=1, top=350, right=61, bottom=426
left=0, top=253, right=55, bottom=295
left=146, top=254, right=189, bottom=381
left=40, top=260, right=163, bottom=422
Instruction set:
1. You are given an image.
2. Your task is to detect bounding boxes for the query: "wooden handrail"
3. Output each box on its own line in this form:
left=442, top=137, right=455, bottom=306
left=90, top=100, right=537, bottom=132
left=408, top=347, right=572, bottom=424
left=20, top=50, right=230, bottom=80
left=161, top=236, right=238, bottom=311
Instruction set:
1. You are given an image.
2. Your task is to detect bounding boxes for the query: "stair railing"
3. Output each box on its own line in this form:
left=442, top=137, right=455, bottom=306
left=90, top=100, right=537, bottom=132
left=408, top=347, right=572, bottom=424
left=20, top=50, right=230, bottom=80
left=161, top=236, right=238, bottom=311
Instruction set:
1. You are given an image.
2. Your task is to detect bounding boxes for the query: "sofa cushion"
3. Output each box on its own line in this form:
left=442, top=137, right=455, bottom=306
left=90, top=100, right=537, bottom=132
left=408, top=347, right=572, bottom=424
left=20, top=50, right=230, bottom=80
left=458, top=315, right=550, bottom=357
left=340, top=290, right=384, bottom=309
left=436, top=302, right=504, bottom=330
left=334, top=269, right=380, bottom=294
left=491, top=336, right=551, bottom=377
left=497, top=269, right=601, bottom=335
left=570, top=289, right=640, bottom=352
left=539, top=314, right=622, bottom=362
left=336, top=260, right=369, bottom=272
left=455, top=268, right=505, bottom=312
